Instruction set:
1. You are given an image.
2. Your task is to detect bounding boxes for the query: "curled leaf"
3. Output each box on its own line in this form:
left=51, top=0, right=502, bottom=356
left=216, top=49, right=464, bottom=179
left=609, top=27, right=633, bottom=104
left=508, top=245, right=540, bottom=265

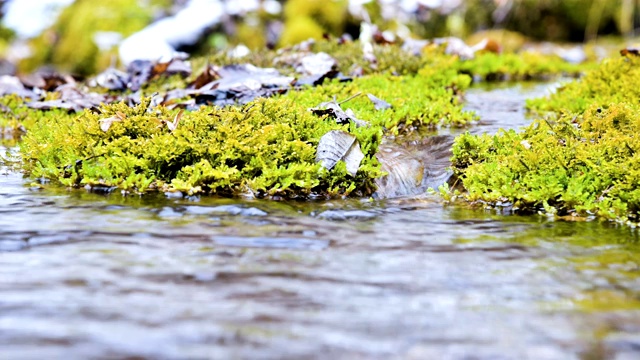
left=316, top=130, right=364, bottom=176
left=366, top=93, right=392, bottom=110
left=166, top=109, right=184, bottom=132
left=99, top=112, right=126, bottom=132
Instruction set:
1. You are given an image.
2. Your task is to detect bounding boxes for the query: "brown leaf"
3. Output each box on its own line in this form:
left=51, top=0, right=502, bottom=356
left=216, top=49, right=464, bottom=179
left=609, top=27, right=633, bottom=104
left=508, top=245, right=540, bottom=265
left=190, top=64, right=218, bottom=89
left=166, top=109, right=184, bottom=132
left=99, top=112, right=126, bottom=132
left=621, top=47, right=640, bottom=57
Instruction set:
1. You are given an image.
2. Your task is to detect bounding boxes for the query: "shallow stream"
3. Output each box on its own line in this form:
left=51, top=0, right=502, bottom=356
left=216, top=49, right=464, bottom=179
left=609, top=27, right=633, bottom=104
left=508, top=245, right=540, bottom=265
left=1, top=83, right=639, bottom=359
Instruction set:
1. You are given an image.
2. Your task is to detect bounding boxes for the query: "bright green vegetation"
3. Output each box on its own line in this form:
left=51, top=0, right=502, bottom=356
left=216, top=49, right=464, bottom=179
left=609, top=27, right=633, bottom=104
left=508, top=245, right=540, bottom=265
left=20, top=97, right=382, bottom=197
left=526, top=56, right=640, bottom=114
left=281, top=67, right=474, bottom=132
left=456, top=52, right=588, bottom=81
left=6, top=44, right=595, bottom=198
left=17, top=63, right=476, bottom=197
left=452, top=56, right=640, bottom=223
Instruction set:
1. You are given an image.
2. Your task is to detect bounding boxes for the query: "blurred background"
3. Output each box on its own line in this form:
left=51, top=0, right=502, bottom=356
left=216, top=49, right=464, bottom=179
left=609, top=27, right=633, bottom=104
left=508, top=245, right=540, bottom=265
left=0, top=0, right=638, bottom=76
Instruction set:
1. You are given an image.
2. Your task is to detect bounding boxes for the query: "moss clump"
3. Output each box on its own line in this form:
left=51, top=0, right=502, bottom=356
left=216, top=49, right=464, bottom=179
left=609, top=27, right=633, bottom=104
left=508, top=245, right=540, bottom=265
left=455, top=51, right=588, bottom=81
left=281, top=69, right=474, bottom=133
left=527, top=57, right=640, bottom=115
left=20, top=96, right=382, bottom=197
left=15, top=50, right=479, bottom=197
left=205, top=40, right=589, bottom=82
left=452, top=56, right=640, bottom=223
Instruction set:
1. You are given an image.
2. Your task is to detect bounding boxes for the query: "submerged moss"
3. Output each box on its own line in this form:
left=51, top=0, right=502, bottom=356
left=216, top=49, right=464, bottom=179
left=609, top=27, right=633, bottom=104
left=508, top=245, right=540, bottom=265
left=452, top=56, right=640, bottom=223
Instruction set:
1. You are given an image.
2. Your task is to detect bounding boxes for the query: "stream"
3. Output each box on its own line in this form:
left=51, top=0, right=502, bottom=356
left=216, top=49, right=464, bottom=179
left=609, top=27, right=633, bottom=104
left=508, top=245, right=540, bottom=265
left=1, top=82, right=639, bottom=359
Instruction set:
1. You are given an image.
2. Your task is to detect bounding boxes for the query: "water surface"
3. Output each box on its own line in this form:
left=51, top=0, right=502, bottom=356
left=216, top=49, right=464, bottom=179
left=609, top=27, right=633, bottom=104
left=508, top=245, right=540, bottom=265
left=1, top=83, right=639, bottom=359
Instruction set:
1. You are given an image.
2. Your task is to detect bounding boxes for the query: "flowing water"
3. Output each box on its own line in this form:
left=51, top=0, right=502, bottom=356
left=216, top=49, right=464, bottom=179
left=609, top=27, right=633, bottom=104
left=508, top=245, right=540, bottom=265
left=1, top=83, right=639, bottom=359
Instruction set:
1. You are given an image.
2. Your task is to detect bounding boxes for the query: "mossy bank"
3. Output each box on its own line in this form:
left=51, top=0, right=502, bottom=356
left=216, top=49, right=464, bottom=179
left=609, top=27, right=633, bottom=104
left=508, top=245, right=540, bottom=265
left=452, top=56, right=640, bottom=224
left=4, top=42, right=591, bottom=198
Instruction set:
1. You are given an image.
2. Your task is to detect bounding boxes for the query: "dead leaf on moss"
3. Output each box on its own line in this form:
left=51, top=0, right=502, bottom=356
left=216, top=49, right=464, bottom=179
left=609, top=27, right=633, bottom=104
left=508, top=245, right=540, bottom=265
left=0, top=75, right=38, bottom=98
left=366, top=93, right=391, bottom=110
left=620, top=47, right=640, bottom=57
left=316, top=130, right=364, bottom=176
left=92, top=67, right=129, bottom=90
left=309, top=93, right=369, bottom=127
left=99, top=111, right=126, bottom=132
left=164, top=109, right=184, bottom=132
left=28, top=84, right=108, bottom=112
left=20, top=70, right=74, bottom=92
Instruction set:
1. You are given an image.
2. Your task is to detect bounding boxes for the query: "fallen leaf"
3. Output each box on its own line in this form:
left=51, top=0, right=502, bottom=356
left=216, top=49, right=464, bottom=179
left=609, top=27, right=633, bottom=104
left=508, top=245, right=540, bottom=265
left=309, top=93, right=369, bottom=127
left=316, top=130, right=364, bottom=176
left=127, top=59, right=154, bottom=91
left=366, top=93, right=391, bottom=110
left=166, top=109, right=184, bottom=132
left=620, top=47, right=640, bottom=57
left=92, top=67, right=129, bottom=90
left=99, top=111, right=126, bottom=132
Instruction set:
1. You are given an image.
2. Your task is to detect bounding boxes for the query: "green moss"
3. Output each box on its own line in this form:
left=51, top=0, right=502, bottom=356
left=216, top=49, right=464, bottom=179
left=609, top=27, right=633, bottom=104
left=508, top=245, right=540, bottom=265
left=18, top=94, right=384, bottom=197
left=14, top=52, right=479, bottom=197
left=451, top=55, right=640, bottom=224
left=0, top=95, right=71, bottom=136
left=455, top=51, right=588, bottom=81
left=452, top=102, right=640, bottom=223
left=527, top=57, right=640, bottom=115
left=12, top=43, right=593, bottom=198
left=281, top=71, right=474, bottom=133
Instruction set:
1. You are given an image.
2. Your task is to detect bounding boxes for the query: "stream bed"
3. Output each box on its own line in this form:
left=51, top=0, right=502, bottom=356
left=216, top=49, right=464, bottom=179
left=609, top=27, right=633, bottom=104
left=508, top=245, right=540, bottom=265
left=1, top=83, right=639, bottom=359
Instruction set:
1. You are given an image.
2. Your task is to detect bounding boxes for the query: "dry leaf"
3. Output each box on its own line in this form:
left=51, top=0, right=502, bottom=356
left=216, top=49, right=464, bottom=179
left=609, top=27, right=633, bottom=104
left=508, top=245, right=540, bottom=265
left=99, top=111, right=126, bottom=132
left=316, top=130, right=364, bottom=176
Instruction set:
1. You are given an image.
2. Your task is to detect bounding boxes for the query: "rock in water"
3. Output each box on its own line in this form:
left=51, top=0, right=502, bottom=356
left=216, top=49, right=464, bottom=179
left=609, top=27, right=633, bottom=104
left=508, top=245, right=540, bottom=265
left=374, top=135, right=454, bottom=198
left=316, top=130, right=364, bottom=176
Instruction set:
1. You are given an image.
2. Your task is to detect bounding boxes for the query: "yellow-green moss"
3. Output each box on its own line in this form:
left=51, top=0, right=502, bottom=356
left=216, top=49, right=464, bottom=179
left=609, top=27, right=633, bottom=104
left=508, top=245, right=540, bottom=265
left=455, top=51, right=589, bottom=81
left=452, top=56, right=640, bottom=223
left=20, top=96, right=382, bottom=197
left=10, top=43, right=597, bottom=198
left=527, top=56, right=640, bottom=115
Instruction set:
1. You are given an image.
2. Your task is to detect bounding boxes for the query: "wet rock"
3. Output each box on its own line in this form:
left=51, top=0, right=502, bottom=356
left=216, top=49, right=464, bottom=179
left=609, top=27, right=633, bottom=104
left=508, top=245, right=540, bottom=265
left=185, top=205, right=267, bottom=217
left=316, top=209, right=377, bottom=221
left=0, top=75, right=37, bottom=98
left=374, top=136, right=454, bottom=198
